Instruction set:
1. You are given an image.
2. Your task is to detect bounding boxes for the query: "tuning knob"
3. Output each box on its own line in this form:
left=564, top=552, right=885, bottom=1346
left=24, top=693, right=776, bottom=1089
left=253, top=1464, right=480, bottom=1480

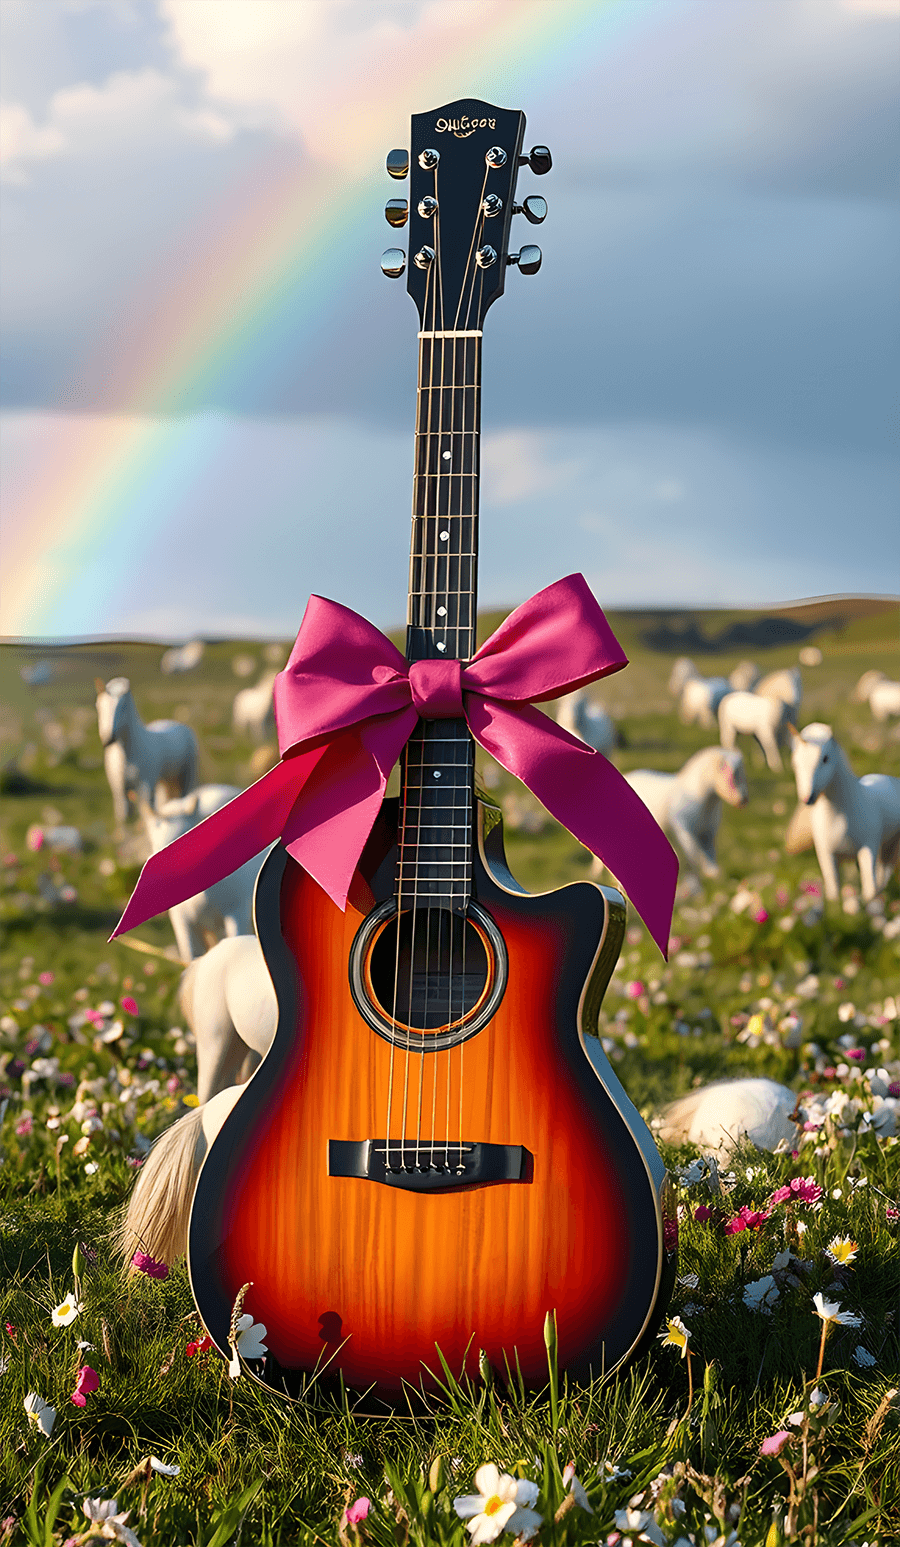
left=414, top=245, right=436, bottom=269
left=386, top=149, right=409, bottom=179
left=381, top=248, right=406, bottom=278
left=513, top=195, right=547, bottom=225
left=475, top=245, right=497, bottom=269
left=385, top=198, right=408, bottom=228
left=508, top=245, right=542, bottom=275
left=518, top=145, right=552, bottom=175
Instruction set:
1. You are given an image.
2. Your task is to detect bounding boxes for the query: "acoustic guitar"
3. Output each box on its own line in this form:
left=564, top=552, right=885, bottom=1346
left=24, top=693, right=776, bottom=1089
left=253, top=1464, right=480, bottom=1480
left=187, top=98, right=676, bottom=1399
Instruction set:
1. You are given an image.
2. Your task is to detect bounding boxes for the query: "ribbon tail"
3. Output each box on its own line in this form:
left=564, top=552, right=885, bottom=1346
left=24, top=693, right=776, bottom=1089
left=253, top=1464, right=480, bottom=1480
left=108, top=747, right=331, bottom=942
left=468, top=699, right=678, bottom=957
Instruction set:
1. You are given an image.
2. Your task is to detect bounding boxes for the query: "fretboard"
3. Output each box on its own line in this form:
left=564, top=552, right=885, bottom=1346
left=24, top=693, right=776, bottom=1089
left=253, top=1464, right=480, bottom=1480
left=398, top=332, right=482, bottom=912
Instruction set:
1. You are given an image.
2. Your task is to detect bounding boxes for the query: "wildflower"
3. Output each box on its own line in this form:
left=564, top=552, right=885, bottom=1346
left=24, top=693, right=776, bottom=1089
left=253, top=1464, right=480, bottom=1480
left=227, top=1312, right=268, bottom=1377
left=15, top=1114, right=33, bottom=1137
left=625, top=980, right=645, bottom=1000
left=693, top=1205, right=721, bottom=1226
left=51, top=1292, right=82, bottom=1327
left=149, top=1458, right=181, bottom=1476
left=23, top=1392, right=56, bottom=1436
left=71, top=1364, right=100, bottom=1406
left=84, top=1500, right=120, bottom=1523
left=185, top=1335, right=213, bottom=1357
left=454, top=1464, right=543, bottom=1544
left=724, top=1204, right=770, bottom=1235
left=754, top=908, right=769, bottom=924
left=813, top=1292, right=862, bottom=1327
left=561, top=1462, right=593, bottom=1512
left=760, top=1430, right=792, bottom=1456
left=343, top=1498, right=371, bottom=1526
left=131, top=1250, right=169, bottom=1279
left=826, top=1236, right=858, bottom=1266
left=84, top=1161, right=99, bottom=1175
left=83, top=1498, right=143, bottom=1546
left=769, top=1176, right=822, bottom=1207
left=613, top=1508, right=666, bottom=1546
left=659, top=1316, right=691, bottom=1356
left=743, top=1275, right=779, bottom=1313
left=120, top=997, right=139, bottom=1016
left=38, top=971, right=54, bottom=986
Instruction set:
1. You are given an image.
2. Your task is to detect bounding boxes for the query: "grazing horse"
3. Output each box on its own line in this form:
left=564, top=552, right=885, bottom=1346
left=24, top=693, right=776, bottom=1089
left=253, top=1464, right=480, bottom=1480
left=673, top=664, right=733, bottom=729
left=853, top=670, right=900, bottom=722
left=756, top=666, right=802, bottom=725
left=95, top=677, right=199, bottom=822
left=141, top=786, right=270, bottom=961
left=178, top=934, right=276, bottom=1103
left=718, top=689, right=791, bottom=773
left=232, top=669, right=278, bottom=742
left=555, top=688, right=618, bottom=757
left=789, top=722, right=900, bottom=904
left=592, top=745, right=747, bottom=880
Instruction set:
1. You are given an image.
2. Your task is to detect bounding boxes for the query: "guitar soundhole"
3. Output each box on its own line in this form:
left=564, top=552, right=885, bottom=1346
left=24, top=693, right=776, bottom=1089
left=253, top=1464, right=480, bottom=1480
left=349, top=899, right=508, bottom=1050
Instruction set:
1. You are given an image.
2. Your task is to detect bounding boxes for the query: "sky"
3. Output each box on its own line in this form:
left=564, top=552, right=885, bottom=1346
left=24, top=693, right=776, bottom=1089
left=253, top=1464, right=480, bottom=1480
left=1, top=0, right=898, bottom=641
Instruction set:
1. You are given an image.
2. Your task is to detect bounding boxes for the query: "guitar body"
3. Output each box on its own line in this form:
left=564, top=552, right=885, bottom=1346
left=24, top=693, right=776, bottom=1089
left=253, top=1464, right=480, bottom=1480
left=189, top=796, right=675, bottom=1397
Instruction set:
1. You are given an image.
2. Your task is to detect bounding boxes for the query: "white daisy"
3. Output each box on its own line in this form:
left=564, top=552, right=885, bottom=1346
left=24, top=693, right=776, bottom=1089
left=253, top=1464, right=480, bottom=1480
left=454, top=1464, right=543, bottom=1544
left=813, top=1291, right=862, bottom=1327
left=51, top=1292, right=82, bottom=1327
left=23, top=1392, right=56, bottom=1436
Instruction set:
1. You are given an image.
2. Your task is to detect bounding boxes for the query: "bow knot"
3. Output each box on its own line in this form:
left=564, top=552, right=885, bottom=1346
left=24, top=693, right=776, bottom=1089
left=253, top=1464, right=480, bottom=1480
left=111, top=575, right=677, bottom=956
left=408, top=658, right=465, bottom=720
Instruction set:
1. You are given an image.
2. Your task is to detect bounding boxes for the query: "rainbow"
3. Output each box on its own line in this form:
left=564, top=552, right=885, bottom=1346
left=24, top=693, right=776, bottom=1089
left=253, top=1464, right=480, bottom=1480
left=3, top=0, right=664, bottom=638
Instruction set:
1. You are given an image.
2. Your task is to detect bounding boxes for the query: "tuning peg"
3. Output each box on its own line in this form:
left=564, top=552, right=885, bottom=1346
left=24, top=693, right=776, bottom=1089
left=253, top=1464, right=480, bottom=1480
left=507, top=245, right=542, bottom=275
left=385, top=198, right=408, bottom=228
left=513, top=195, right=547, bottom=225
left=386, top=149, right=409, bottom=180
left=381, top=248, right=406, bottom=278
left=518, top=145, right=552, bottom=176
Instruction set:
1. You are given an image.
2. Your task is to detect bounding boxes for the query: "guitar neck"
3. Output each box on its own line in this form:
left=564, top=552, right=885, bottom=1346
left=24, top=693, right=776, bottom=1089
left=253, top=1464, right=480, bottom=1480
left=398, top=330, right=482, bottom=912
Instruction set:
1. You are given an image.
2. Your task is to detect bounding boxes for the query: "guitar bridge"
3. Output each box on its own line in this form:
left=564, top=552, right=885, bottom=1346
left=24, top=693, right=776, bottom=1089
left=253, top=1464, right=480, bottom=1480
left=328, top=1139, right=528, bottom=1191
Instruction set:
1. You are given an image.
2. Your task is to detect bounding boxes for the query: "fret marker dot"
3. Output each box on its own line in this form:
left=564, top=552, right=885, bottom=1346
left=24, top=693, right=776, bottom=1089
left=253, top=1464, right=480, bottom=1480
left=439, top=530, right=449, bottom=540
left=437, top=641, right=446, bottom=651
left=442, top=450, right=451, bottom=460
left=437, top=606, right=447, bottom=616
left=433, top=771, right=441, bottom=779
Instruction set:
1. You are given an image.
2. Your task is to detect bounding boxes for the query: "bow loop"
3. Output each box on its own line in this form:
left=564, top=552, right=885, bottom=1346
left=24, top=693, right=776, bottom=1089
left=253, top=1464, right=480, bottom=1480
left=111, top=575, right=677, bottom=957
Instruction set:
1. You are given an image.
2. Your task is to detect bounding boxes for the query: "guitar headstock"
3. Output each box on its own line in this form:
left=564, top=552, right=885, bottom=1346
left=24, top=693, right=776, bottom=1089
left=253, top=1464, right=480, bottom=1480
left=381, top=99, right=550, bottom=332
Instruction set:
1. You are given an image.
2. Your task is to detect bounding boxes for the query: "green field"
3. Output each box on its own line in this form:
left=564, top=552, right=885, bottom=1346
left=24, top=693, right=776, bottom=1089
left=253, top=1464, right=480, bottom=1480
left=0, top=597, right=898, bottom=1546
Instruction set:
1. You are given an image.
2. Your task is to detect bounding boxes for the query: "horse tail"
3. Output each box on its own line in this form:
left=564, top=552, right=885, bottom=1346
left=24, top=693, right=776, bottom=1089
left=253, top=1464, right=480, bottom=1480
left=114, top=1086, right=243, bottom=1271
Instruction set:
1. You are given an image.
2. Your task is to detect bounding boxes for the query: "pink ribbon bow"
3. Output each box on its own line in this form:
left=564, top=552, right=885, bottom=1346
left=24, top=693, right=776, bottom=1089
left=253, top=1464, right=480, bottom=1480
left=111, top=575, right=677, bottom=955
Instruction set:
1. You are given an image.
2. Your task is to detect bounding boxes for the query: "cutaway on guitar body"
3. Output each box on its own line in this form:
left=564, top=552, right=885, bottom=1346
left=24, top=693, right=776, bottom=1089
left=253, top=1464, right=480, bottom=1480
left=187, top=795, right=676, bottom=1401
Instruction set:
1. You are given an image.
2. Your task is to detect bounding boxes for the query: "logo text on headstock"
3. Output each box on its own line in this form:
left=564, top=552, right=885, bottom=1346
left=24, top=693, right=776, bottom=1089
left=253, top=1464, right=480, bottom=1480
left=435, top=114, right=497, bottom=139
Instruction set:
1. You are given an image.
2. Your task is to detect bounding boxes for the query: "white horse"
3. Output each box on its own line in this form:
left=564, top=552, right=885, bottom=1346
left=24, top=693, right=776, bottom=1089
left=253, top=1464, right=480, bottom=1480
left=852, top=670, right=900, bottom=722
left=142, top=786, right=270, bottom=961
left=95, top=677, right=199, bottom=822
left=789, top=723, right=900, bottom=904
left=555, top=688, right=618, bottom=757
left=676, top=665, right=733, bottom=729
left=232, top=670, right=278, bottom=742
left=657, top=1079, right=799, bottom=1152
left=593, top=745, right=747, bottom=880
left=756, top=666, right=802, bottom=724
left=179, top=935, right=276, bottom=1104
left=718, top=689, right=790, bottom=772
left=728, top=660, right=761, bottom=692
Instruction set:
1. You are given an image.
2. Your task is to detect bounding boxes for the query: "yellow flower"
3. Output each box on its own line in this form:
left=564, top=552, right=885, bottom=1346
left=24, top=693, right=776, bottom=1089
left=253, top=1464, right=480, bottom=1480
left=659, top=1315, right=691, bottom=1357
left=826, top=1235, right=858, bottom=1266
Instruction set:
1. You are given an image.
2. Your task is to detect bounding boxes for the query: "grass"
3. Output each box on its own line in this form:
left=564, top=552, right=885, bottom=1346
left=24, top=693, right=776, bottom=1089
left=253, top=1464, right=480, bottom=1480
left=0, top=602, right=898, bottom=1545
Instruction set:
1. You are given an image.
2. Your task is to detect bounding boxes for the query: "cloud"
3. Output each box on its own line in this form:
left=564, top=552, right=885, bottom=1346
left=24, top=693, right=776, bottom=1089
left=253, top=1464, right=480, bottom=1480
left=0, top=102, right=67, bottom=184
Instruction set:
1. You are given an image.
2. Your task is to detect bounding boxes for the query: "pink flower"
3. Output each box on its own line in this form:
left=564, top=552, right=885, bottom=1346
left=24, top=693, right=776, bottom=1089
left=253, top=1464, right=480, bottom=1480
left=625, top=980, right=645, bottom=1000
left=847, top=1048, right=866, bottom=1063
left=724, top=1205, right=770, bottom=1235
left=754, top=908, right=769, bottom=924
left=344, top=1498, right=371, bottom=1526
left=760, top=1430, right=792, bottom=1456
left=693, top=1204, right=721, bottom=1226
left=120, top=997, right=139, bottom=1016
left=70, top=1366, right=99, bottom=1407
left=186, top=1335, right=213, bottom=1357
left=131, top=1250, right=169, bottom=1279
left=26, top=827, right=44, bottom=852
left=769, top=1176, right=822, bottom=1208
left=38, top=972, right=54, bottom=987
left=889, top=1083, right=900, bottom=1099
left=166, top=1075, right=180, bottom=1095
left=15, top=1114, right=33, bottom=1137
